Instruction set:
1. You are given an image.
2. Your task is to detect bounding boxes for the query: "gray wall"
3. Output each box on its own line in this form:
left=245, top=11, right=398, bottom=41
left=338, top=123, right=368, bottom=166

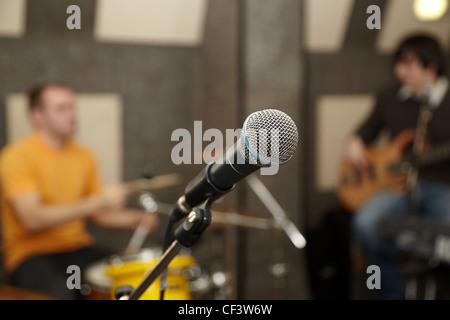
left=305, top=0, right=392, bottom=228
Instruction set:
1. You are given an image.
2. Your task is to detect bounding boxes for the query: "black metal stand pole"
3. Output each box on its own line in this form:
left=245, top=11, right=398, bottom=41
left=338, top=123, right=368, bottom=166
left=115, top=206, right=212, bottom=300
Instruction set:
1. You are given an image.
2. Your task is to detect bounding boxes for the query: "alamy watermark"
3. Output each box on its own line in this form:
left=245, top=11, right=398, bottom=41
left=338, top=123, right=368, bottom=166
left=66, top=4, right=381, bottom=31
left=367, top=5, right=381, bottom=30
left=65, top=263, right=381, bottom=297
left=170, top=121, right=280, bottom=175
left=66, top=5, right=81, bottom=30
left=366, top=265, right=381, bottom=290
left=66, top=264, right=91, bottom=296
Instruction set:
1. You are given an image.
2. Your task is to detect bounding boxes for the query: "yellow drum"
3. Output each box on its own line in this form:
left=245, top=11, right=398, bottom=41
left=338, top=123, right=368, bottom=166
left=104, top=248, right=197, bottom=300
left=84, top=260, right=113, bottom=300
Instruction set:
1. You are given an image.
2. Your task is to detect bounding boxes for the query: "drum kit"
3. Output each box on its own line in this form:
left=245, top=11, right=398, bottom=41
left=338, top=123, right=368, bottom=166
left=85, top=247, right=199, bottom=300
left=84, top=171, right=306, bottom=300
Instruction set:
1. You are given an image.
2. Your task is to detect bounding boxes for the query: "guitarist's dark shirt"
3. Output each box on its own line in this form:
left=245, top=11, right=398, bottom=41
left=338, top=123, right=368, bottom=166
left=356, top=79, right=450, bottom=185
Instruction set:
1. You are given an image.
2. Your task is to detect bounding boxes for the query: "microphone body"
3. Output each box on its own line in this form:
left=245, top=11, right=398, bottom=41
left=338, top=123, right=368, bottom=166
left=186, top=142, right=259, bottom=204
left=170, top=142, right=258, bottom=222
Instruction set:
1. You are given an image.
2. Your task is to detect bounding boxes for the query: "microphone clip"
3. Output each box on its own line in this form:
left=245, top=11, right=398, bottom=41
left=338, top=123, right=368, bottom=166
left=175, top=207, right=212, bottom=247
left=170, top=162, right=235, bottom=223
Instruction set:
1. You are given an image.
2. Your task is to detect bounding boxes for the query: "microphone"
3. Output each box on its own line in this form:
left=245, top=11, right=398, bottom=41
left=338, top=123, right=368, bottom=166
left=160, top=109, right=299, bottom=299
left=169, top=109, right=299, bottom=222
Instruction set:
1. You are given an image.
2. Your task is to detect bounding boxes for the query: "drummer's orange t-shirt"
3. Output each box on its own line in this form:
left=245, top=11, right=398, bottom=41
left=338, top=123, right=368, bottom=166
left=0, top=132, right=99, bottom=272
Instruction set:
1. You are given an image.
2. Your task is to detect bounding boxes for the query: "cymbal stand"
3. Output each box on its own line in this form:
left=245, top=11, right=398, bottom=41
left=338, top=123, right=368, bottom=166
left=246, top=176, right=306, bottom=249
left=246, top=176, right=306, bottom=299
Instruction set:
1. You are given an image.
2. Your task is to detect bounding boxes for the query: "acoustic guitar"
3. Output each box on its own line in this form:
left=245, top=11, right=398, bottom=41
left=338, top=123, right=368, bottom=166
left=336, top=129, right=450, bottom=212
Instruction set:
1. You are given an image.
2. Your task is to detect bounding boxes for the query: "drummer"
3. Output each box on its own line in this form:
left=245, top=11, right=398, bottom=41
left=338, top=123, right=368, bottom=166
left=0, top=82, right=159, bottom=299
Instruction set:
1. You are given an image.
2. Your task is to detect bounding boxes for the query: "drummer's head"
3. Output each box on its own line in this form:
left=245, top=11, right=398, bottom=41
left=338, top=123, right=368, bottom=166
left=28, top=82, right=77, bottom=141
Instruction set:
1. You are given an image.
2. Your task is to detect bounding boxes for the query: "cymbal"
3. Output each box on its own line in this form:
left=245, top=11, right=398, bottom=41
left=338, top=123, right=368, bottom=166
left=128, top=173, right=183, bottom=192
left=211, top=205, right=260, bottom=216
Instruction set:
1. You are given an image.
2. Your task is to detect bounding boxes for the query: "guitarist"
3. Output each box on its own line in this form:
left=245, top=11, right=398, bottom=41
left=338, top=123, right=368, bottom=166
left=345, top=34, right=450, bottom=299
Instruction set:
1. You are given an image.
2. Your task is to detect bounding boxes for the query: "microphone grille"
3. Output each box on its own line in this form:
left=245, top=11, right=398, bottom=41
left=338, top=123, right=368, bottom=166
left=239, top=109, right=299, bottom=167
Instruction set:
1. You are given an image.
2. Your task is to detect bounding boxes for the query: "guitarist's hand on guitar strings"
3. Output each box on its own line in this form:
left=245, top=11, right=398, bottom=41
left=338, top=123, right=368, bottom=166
left=345, top=135, right=374, bottom=171
left=337, top=129, right=420, bottom=212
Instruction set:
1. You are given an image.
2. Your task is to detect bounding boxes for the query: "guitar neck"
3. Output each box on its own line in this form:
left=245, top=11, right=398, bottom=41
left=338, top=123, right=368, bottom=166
left=415, top=142, right=450, bottom=168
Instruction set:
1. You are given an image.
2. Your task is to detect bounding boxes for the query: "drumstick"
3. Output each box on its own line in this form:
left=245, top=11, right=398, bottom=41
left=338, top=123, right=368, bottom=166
left=210, top=210, right=276, bottom=230
left=124, top=222, right=151, bottom=254
left=127, top=173, right=183, bottom=192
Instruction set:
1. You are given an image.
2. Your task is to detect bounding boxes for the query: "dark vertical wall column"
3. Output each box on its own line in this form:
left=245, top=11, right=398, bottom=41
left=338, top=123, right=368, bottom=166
left=240, top=0, right=309, bottom=299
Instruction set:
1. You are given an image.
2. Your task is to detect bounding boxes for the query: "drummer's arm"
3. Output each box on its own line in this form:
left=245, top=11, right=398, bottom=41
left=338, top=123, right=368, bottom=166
left=10, top=183, right=131, bottom=232
left=87, top=181, right=159, bottom=231
left=10, top=191, right=109, bottom=232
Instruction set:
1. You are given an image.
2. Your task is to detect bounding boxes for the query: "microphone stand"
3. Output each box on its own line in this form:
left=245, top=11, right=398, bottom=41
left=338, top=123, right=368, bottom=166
left=115, top=201, right=213, bottom=300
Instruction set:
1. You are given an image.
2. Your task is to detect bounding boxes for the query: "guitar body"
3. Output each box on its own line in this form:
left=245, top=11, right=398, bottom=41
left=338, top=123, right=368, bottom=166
left=337, top=129, right=416, bottom=212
